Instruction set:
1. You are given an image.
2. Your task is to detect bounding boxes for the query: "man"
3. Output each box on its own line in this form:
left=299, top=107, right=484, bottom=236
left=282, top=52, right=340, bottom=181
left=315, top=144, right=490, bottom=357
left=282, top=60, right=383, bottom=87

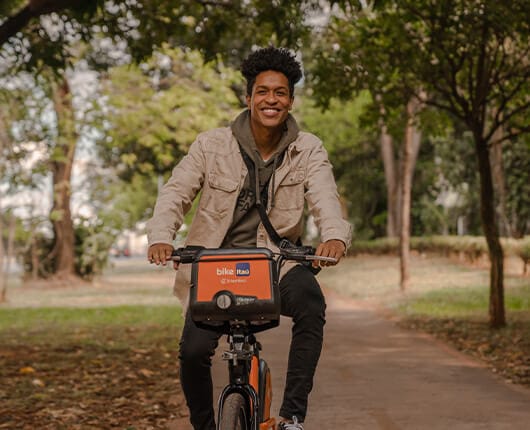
left=147, top=47, right=352, bottom=430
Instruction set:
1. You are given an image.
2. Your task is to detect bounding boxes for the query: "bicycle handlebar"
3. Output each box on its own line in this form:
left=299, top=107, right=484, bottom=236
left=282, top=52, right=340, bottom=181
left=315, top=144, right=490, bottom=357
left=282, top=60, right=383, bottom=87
left=170, top=245, right=338, bottom=264
left=170, top=246, right=204, bottom=264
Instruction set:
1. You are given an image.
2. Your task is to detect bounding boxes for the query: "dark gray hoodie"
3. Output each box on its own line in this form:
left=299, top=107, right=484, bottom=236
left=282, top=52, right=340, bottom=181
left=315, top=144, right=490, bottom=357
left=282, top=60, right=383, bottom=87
left=221, top=109, right=300, bottom=248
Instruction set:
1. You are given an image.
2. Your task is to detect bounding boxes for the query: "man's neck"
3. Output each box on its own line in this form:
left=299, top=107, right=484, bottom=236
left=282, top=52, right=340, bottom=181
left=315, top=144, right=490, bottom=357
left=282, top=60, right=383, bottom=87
left=251, top=123, right=283, bottom=161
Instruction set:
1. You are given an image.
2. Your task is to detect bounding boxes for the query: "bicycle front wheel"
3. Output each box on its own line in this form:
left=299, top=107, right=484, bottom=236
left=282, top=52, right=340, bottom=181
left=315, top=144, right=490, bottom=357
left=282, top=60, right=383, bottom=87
left=219, top=392, right=249, bottom=430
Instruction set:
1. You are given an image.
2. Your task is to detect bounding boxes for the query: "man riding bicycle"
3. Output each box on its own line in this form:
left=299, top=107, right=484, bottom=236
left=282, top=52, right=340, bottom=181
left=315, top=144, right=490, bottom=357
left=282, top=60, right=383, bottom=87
left=147, top=46, right=352, bottom=430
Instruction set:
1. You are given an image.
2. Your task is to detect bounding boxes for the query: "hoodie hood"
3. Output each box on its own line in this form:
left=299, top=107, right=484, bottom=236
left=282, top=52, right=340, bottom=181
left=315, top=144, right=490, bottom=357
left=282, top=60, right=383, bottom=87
left=231, top=109, right=299, bottom=166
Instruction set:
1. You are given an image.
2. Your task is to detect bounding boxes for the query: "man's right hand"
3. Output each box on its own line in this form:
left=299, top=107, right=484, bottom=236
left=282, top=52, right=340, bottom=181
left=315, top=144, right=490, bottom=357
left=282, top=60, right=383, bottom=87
left=147, top=243, right=174, bottom=267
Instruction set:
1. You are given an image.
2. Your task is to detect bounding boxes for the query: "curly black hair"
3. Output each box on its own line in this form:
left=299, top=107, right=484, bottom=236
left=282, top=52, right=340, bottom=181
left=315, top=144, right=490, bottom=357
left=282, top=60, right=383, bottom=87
left=241, top=47, right=303, bottom=97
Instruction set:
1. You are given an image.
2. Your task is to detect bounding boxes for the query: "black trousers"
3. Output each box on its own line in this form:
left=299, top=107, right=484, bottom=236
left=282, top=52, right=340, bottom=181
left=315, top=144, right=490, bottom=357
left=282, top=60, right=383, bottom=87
left=178, top=264, right=326, bottom=430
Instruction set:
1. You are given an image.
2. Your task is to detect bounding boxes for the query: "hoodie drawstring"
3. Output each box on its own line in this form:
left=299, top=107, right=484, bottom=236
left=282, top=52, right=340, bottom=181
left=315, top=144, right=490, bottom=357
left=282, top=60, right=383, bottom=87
left=254, top=161, right=262, bottom=208
left=270, top=154, right=279, bottom=208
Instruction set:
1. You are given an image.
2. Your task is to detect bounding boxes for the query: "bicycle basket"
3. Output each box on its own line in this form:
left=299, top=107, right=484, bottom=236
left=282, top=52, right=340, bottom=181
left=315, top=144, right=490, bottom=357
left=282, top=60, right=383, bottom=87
left=189, top=248, right=280, bottom=327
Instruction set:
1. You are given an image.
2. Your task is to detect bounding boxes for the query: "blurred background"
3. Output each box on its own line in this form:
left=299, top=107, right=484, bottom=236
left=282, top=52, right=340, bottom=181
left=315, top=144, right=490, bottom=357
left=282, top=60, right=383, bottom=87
left=0, top=0, right=528, bottom=325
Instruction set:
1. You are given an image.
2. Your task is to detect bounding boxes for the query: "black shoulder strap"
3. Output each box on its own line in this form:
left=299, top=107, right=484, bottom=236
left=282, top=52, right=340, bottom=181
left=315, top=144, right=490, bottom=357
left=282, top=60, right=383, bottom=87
left=239, top=146, right=286, bottom=247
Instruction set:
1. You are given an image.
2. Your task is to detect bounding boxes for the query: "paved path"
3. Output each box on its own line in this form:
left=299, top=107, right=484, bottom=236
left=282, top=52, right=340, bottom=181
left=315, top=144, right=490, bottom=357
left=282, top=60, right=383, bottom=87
left=178, top=289, right=530, bottom=429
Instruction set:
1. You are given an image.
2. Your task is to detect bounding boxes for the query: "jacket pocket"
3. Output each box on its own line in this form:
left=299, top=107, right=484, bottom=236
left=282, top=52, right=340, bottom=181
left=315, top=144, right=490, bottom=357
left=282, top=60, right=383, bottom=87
left=274, top=169, right=305, bottom=210
left=208, top=173, right=239, bottom=193
left=201, top=173, right=239, bottom=216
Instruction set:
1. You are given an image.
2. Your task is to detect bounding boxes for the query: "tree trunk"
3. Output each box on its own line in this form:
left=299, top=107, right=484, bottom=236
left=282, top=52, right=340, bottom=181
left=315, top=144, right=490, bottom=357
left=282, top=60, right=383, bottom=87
left=0, top=116, right=6, bottom=301
left=489, top=125, right=512, bottom=237
left=49, top=76, right=77, bottom=280
left=399, top=98, right=422, bottom=290
left=31, top=234, right=39, bottom=280
left=474, top=134, right=505, bottom=328
left=0, top=205, right=5, bottom=303
left=2, top=215, right=15, bottom=302
left=380, top=124, right=398, bottom=237
left=399, top=98, right=421, bottom=291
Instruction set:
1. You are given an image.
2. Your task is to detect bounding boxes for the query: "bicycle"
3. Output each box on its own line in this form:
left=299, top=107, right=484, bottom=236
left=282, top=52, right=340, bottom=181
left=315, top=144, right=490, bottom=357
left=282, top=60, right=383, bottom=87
left=171, top=244, right=337, bottom=430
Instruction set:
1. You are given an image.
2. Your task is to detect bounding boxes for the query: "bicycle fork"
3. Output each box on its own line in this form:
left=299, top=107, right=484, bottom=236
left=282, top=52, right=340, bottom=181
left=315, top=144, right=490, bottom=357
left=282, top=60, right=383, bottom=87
left=217, top=332, right=276, bottom=430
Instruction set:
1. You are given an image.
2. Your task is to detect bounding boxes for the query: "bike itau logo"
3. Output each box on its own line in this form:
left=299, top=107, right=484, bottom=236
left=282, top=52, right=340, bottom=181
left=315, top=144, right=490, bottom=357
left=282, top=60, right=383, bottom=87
left=216, top=263, right=251, bottom=277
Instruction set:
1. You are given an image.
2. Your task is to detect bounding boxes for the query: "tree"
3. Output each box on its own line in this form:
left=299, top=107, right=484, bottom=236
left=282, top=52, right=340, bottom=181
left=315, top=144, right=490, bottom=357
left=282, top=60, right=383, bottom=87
left=99, top=47, right=242, bottom=181
left=314, top=0, right=530, bottom=327
left=1, top=1, right=329, bottom=279
left=48, top=76, right=77, bottom=278
left=306, top=7, right=429, bottom=289
left=1, top=1, right=324, bottom=70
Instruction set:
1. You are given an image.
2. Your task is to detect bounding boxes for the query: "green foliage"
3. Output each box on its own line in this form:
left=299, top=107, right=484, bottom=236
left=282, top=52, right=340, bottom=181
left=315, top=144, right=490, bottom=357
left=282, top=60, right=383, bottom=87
left=100, top=47, right=241, bottom=180
left=308, top=0, right=529, bottom=243
left=1, top=0, right=327, bottom=283
left=74, top=220, right=115, bottom=280
left=0, top=79, right=51, bottom=192
left=72, top=173, right=160, bottom=279
left=1, top=0, right=325, bottom=74
left=297, top=91, right=388, bottom=238
left=20, top=233, right=55, bottom=279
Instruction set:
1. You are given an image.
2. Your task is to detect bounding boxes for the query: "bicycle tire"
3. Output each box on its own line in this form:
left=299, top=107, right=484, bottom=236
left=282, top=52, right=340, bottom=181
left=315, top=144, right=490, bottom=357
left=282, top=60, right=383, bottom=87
left=219, top=392, right=249, bottom=430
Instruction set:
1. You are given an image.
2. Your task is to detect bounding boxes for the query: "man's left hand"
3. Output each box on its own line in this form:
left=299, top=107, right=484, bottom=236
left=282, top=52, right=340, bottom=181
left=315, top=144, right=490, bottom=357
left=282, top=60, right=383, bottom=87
left=313, top=239, right=346, bottom=268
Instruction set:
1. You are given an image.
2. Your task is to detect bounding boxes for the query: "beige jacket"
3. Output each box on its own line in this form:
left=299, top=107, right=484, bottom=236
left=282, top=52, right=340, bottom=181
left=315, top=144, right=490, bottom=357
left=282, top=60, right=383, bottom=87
left=146, top=126, right=353, bottom=304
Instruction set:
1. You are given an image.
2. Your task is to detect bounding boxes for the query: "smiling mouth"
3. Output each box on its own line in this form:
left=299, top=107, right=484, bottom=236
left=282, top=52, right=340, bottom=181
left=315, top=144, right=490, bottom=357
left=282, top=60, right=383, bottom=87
left=261, top=108, right=281, bottom=115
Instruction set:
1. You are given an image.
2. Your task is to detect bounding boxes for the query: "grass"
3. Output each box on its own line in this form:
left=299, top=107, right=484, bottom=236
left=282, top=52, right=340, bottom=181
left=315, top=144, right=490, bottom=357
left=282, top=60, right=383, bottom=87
left=398, top=283, right=530, bottom=318
left=0, top=305, right=184, bottom=332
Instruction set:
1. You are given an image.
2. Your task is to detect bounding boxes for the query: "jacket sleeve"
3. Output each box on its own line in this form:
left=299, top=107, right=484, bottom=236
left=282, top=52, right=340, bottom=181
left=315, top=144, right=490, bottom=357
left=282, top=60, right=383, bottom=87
left=304, top=140, right=353, bottom=248
left=146, top=138, right=206, bottom=246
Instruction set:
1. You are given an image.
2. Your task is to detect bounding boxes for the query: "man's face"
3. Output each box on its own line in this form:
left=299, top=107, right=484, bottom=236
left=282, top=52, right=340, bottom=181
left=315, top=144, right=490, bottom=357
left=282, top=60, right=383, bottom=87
left=246, top=70, right=293, bottom=131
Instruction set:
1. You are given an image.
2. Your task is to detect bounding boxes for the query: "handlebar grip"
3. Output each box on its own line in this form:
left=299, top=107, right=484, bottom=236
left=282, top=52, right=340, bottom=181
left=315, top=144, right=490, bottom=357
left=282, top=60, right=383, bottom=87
left=279, top=244, right=338, bottom=264
left=170, top=246, right=203, bottom=264
left=279, top=244, right=316, bottom=261
left=304, top=255, right=339, bottom=264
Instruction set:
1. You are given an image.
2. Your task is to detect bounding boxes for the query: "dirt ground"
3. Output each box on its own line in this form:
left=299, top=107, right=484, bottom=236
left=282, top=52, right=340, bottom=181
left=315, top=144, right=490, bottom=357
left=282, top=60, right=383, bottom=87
left=1, top=255, right=529, bottom=429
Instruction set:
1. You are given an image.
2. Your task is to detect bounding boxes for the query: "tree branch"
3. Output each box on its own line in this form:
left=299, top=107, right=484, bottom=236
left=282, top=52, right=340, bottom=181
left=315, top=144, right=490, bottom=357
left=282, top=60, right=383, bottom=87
left=0, top=0, right=87, bottom=46
left=0, top=5, right=33, bottom=45
left=488, top=124, right=530, bottom=147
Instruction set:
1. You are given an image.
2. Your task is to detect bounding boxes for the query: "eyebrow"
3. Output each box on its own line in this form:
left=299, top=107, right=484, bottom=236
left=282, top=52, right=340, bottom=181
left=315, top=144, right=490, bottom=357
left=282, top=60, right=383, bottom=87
left=255, top=84, right=289, bottom=91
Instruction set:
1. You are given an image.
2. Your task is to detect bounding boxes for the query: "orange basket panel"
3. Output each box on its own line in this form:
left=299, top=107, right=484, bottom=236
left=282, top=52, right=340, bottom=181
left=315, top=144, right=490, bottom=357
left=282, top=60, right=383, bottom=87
left=195, top=254, right=272, bottom=302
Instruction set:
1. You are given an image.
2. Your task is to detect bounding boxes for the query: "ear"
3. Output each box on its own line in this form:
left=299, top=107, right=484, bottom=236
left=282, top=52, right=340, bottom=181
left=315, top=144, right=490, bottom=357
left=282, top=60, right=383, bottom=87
left=289, top=97, right=294, bottom=110
left=246, top=94, right=251, bottom=109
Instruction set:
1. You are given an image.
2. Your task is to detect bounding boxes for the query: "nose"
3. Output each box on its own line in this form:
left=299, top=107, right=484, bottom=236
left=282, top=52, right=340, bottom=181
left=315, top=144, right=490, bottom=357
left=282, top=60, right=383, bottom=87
left=265, top=91, right=277, bottom=104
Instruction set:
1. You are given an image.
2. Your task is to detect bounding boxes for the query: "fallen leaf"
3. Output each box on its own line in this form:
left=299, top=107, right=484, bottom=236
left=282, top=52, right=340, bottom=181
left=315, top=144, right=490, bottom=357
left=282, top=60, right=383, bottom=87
left=32, top=378, right=45, bottom=387
left=19, top=366, right=36, bottom=374
left=139, top=368, right=154, bottom=378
